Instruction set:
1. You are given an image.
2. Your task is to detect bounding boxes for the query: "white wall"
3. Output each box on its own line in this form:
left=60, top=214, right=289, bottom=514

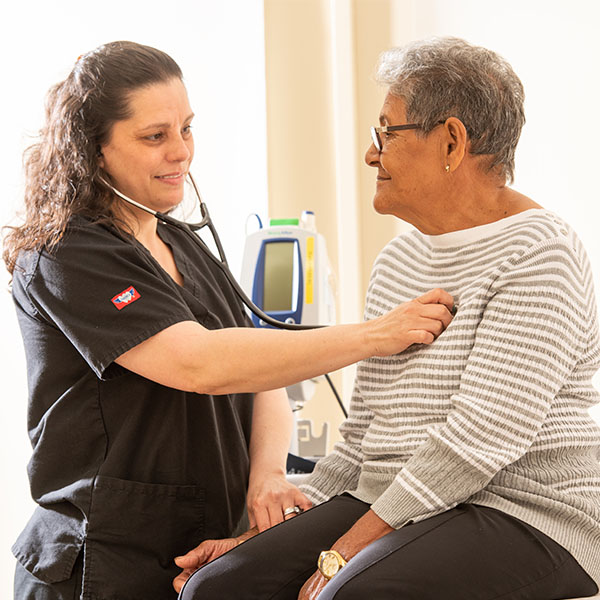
left=0, top=0, right=268, bottom=593
left=399, top=0, right=600, bottom=283
left=390, top=0, right=600, bottom=419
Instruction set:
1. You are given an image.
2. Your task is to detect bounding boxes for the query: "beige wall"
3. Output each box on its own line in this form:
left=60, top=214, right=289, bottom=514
left=354, top=0, right=410, bottom=296
left=264, top=0, right=407, bottom=308
left=264, top=0, right=408, bottom=449
left=264, top=0, right=343, bottom=449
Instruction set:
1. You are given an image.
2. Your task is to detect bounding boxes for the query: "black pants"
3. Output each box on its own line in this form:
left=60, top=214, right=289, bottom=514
left=178, top=496, right=598, bottom=600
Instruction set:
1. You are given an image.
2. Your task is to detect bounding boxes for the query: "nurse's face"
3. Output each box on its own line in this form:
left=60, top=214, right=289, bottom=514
left=99, top=78, right=194, bottom=213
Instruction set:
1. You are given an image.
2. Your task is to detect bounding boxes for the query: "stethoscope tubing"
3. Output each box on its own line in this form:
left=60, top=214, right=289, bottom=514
left=98, top=174, right=348, bottom=417
left=99, top=174, right=307, bottom=328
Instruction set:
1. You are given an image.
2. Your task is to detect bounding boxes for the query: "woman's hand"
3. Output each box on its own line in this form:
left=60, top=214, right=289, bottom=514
left=365, top=288, right=454, bottom=356
left=297, top=509, right=394, bottom=599
left=248, top=388, right=313, bottom=531
left=298, top=570, right=329, bottom=599
left=247, top=473, right=313, bottom=532
left=172, top=528, right=259, bottom=593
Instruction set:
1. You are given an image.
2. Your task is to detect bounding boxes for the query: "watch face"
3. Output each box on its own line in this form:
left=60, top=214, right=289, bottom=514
left=320, top=552, right=341, bottom=578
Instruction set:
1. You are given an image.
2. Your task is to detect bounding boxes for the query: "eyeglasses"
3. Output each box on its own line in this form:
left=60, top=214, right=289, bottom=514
left=370, top=121, right=446, bottom=152
left=370, top=124, right=421, bottom=152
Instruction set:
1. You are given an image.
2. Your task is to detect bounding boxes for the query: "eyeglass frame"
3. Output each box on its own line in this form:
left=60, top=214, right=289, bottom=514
left=370, top=121, right=446, bottom=153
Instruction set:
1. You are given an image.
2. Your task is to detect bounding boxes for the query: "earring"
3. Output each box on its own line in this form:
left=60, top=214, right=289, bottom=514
left=445, top=165, right=450, bottom=172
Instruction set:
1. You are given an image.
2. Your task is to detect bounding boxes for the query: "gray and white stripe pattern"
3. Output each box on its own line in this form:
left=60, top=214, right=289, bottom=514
left=301, top=209, right=600, bottom=584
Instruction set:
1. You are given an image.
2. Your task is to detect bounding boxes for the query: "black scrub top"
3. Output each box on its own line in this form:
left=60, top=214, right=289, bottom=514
left=11, top=216, right=254, bottom=598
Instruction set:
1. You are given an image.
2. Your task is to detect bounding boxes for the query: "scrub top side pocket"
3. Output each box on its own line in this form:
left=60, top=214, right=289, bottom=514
left=83, top=476, right=205, bottom=600
left=12, top=502, right=85, bottom=584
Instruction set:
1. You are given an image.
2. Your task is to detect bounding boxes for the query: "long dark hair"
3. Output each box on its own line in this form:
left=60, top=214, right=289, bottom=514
left=3, top=41, right=183, bottom=275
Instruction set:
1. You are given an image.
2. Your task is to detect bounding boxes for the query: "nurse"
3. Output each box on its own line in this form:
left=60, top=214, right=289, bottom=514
left=3, top=41, right=454, bottom=598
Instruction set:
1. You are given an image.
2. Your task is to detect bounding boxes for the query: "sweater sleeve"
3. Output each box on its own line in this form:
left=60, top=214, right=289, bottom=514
left=300, top=380, right=375, bottom=504
left=371, top=237, right=594, bottom=528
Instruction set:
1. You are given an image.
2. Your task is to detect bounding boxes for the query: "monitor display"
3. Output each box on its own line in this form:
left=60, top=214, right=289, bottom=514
left=263, top=241, right=296, bottom=312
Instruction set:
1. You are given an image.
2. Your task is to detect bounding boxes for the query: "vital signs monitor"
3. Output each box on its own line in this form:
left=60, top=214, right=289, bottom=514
left=240, top=210, right=336, bottom=329
left=241, top=210, right=337, bottom=453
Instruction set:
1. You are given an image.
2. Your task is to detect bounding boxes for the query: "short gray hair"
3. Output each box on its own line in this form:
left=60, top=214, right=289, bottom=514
left=376, top=37, right=525, bottom=183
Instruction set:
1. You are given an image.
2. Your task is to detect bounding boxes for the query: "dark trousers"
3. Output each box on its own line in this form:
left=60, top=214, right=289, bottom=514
left=179, top=495, right=598, bottom=600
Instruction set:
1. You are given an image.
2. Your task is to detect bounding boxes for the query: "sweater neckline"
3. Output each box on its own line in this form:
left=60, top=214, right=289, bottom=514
left=421, top=209, right=547, bottom=249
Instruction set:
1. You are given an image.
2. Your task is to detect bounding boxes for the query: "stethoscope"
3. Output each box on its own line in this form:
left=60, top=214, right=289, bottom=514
left=99, top=173, right=347, bottom=416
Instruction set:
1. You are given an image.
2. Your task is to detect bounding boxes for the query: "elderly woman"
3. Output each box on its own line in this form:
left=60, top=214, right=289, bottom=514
left=4, top=41, right=454, bottom=599
left=175, top=37, right=600, bottom=600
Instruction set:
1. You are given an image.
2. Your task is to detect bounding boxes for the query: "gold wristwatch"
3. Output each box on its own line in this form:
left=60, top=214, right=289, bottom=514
left=318, top=549, right=347, bottom=580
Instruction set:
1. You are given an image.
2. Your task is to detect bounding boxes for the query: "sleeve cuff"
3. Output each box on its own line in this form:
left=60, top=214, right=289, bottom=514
left=298, top=448, right=362, bottom=504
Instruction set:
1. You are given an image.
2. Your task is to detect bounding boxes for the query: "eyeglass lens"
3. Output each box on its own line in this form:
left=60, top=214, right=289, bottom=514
left=370, top=127, right=382, bottom=152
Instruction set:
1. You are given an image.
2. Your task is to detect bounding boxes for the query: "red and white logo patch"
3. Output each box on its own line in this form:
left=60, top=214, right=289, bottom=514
left=111, top=286, right=141, bottom=310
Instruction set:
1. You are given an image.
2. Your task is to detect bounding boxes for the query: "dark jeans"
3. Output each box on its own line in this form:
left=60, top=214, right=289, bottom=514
left=179, top=496, right=598, bottom=600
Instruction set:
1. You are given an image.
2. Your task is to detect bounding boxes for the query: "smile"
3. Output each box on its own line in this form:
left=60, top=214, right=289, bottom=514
left=156, top=173, right=185, bottom=180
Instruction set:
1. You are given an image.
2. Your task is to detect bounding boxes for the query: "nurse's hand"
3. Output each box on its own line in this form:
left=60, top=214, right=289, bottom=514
left=173, top=528, right=259, bottom=592
left=366, top=288, right=455, bottom=356
left=247, top=474, right=312, bottom=532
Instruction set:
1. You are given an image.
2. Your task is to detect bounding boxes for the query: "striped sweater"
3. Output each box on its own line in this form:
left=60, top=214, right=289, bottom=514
left=301, top=209, right=600, bottom=584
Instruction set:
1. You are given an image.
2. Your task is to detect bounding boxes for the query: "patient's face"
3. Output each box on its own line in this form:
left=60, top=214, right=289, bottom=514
left=365, top=93, right=445, bottom=229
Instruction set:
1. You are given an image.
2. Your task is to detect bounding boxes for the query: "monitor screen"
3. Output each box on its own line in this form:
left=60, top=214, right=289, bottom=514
left=263, top=241, right=296, bottom=312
